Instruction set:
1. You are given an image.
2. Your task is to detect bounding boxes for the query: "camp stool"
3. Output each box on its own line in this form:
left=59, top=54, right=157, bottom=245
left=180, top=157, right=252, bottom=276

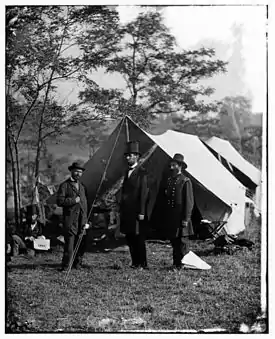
left=206, top=221, right=228, bottom=239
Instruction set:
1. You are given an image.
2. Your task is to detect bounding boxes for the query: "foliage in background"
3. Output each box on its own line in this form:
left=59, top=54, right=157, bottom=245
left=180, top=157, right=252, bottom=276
left=173, top=96, right=262, bottom=168
left=6, top=5, right=120, bottom=220
left=79, top=9, right=227, bottom=128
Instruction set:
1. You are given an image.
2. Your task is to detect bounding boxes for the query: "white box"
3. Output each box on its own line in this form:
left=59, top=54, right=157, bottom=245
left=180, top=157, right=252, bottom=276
left=33, top=238, right=50, bottom=251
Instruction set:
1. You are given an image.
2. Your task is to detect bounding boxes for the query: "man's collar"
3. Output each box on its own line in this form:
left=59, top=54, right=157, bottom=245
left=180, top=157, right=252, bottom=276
left=129, top=162, right=138, bottom=170
left=170, top=171, right=182, bottom=178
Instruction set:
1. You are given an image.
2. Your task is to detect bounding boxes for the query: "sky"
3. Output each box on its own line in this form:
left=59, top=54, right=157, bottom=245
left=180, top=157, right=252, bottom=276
left=117, top=5, right=267, bottom=114
left=57, top=5, right=267, bottom=114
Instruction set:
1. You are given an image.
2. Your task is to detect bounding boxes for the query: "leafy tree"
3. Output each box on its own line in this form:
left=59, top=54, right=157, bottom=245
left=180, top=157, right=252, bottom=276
left=173, top=114, right=223, bottom=140
left=173, top=95, right=262, bottom=168
left=6, top=5, right=120, bottom=224
left=67, top=120, right=109, bottom=159
left=219, top=96, right=252, bottom=144
left=79, top=9, right=227, bottom=128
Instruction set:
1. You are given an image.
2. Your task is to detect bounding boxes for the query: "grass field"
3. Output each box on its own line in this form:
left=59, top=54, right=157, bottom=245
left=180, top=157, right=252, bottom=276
left=6, top=217, right=263, bottom=333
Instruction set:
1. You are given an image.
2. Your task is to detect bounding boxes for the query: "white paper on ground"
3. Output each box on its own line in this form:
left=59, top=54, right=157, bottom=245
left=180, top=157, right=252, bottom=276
left=57, top=235, right=65, bottom=243
left=182, top=251, right=211, bottom=270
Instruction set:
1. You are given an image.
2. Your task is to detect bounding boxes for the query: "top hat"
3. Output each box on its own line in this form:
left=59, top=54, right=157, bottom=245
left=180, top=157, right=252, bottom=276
left=26, top=204, right=39, bottom=216
left=171, top=153, right=188, bottom=169
left=68, top=162, right=85, bottom=172
left=124, top=141, right=141, bottom=156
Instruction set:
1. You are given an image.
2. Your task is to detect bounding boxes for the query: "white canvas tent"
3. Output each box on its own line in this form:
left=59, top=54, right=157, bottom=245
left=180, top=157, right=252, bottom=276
left=75, top=116, right=247, bottom=236
left=205, top=136, right=262, bottom=214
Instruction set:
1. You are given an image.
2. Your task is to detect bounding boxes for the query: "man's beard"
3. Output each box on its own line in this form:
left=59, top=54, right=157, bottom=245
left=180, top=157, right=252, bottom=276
left=171, top=168, right=180, bottom=176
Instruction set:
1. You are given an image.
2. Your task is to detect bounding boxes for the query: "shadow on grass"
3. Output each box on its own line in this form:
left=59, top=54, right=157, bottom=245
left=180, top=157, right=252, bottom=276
left=192, top=249, right=215, bottom=257
left=85, top=238, right=127, bottom=253
left=8, top=262, right=127, bottom=271
left=7, top=262, right=61, bottom=270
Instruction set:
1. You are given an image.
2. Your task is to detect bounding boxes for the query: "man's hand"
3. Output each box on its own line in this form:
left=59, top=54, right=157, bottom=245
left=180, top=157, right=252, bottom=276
left=181, top=221, right=188, bottom=228
left=29, top=236, right=35, bottom=242
left=83, top=223, right=90, bottom=230
left=138, top=214, right=145, bottom=221
left=75, top=196, right=80, bottom=203
left=7, top=244, right=11, bottom=254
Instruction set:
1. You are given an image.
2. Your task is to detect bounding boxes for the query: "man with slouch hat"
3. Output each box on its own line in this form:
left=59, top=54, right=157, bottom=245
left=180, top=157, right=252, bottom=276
left=57, top=162, right=89, bottom=270
left=162, top=153, right=194, bottom=270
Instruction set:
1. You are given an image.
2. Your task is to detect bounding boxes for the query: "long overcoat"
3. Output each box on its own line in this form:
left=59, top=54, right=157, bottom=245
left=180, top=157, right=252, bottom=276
left=156, top=172, right=194, bottom=239
left=119, top=166, right=149, bottom=235
left=56, top=179, right=88, bottom=235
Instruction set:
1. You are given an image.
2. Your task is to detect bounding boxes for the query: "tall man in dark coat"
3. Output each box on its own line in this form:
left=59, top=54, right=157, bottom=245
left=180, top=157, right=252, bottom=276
left=120, top=141, right=149, bottom=269
left=57, top=162, right=89, bottom=270
left=161, top=154, right=194, bottom=269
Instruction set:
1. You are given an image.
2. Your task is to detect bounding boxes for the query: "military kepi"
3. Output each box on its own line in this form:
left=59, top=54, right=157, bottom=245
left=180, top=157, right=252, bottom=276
left=125, top=141, right=141, bottom=156
left=171, top=153, right=188, bottom=169
left=68, top=162, right=85, bottom=171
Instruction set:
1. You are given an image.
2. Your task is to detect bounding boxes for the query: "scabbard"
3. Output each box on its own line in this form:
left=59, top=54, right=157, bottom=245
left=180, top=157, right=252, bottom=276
left=135, top=220, right=140, bottom=235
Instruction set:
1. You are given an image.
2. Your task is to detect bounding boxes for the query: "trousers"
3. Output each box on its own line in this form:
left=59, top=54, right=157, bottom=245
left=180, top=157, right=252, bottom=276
left=12, top=234, right=27, bottom=256
left=170, top=236, right=189, bottom=267
left=62, top=230, right=87, bottom=268
left=125, top=233, right=147, bottom=267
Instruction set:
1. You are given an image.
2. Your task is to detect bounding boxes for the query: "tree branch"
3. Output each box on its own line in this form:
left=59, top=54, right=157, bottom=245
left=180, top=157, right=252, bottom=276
left=15, top=90, right=40, bottom=143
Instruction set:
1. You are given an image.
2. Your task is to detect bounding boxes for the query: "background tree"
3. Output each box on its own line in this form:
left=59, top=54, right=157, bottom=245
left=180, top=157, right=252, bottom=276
left=79, top=9, right=227, bottom=128
left=6, top=5, right=120, bottom=224
left=173, top=95, right=262, bottom=168
left=67, top=120, right=110, bottom=159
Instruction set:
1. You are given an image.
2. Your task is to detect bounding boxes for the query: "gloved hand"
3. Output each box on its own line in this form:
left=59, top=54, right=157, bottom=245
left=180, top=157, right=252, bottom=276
left=83, top=223, right=90, bottom=230
left=138, top=214, right=145, bottom=221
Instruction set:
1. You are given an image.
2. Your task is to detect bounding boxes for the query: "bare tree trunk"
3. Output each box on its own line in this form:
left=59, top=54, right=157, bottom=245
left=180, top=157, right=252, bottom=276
left=34, top=15, right=68, bottom=178
left=14, top=142, right=22, bottom=215
left=7, top=135, right=19, bottom=228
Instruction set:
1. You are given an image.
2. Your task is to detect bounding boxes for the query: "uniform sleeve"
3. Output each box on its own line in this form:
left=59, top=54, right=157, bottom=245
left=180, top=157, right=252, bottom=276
left=139, top=172, right=149, bottom=215
left=56, top=182, right=76, bottom=207
left=181, top=179, right=194, bottom=222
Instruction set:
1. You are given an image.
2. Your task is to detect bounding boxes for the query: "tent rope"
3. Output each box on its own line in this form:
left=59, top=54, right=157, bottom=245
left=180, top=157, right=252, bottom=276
left=86, top=115, right=126, bottom=220
left=125, top=115, right=129, bottom=142
left=64, top=115, right=127, bottom=284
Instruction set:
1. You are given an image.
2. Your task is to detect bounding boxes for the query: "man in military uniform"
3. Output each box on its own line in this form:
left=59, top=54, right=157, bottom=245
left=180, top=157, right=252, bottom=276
left=120, top=141, right=149, bottom=269
left=57, top=162, right=89, bottom=270
left=162, top=154, right=194, bottom=269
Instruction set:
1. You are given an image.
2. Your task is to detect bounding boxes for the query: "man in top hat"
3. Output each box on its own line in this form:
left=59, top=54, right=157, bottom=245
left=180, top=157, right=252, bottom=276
left=161, top=153, right=194, bottom=270
left=120, top=141, right=149, bottom=269
left=57, top=162, right=89, bottom=270
left=11, top=204, right=44, bottom=256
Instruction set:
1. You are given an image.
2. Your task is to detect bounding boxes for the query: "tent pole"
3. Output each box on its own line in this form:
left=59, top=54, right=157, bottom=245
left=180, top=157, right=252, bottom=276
left=125, top=115, right=129, bottom=142
left=63, top=117, right=125, bottom=284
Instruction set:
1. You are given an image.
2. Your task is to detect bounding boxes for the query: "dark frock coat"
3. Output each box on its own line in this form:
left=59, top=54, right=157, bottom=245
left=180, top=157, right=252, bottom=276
left=56, top=179, right=88, bottom=235
left=120, top=166, right=149, bottom=235
left=157, top=172, right=195, bottom=239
